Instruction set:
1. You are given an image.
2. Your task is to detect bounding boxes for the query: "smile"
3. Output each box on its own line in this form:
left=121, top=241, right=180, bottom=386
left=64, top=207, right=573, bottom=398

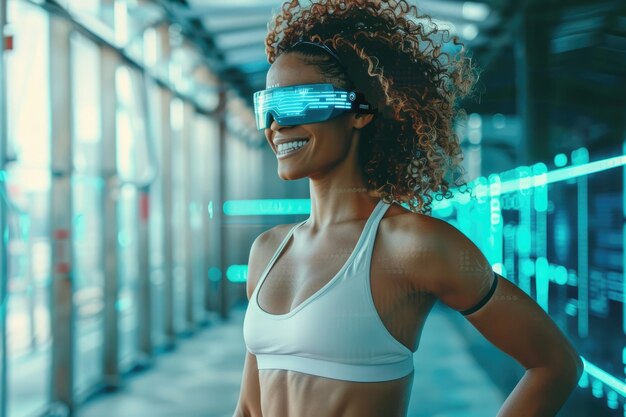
left=276, top=139, right=309, bottom=159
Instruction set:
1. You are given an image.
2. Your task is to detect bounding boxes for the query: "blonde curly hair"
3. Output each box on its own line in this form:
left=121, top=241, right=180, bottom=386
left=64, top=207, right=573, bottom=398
left=265, top=0, right=479, bottom=214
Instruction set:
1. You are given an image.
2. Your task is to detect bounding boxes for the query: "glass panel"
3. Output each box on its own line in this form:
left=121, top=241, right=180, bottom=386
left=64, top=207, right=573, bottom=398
left=170, top=97, right=187, bottom=333
left=5, top=2, right=52, bottom=416
left=147, top=81, right=166, bottom=347
left=117, top=184, right=138, bottom=371
left=116, top=65, right=147, bottom=370
left=70, top=31, right=105, bottom=398
left=190, top=112, right=205, bottom=323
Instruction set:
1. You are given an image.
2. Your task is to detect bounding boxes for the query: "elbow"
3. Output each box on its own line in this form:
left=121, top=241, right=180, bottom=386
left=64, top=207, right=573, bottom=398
left=573, top=356, right=585, bottom=382
left=535, top=354, right=584, bottom=387
left=565, top=346, right=585, bottom=383
left=555, top=355, right=584, bottom=387
left=558, top=345, right=585, bottom=385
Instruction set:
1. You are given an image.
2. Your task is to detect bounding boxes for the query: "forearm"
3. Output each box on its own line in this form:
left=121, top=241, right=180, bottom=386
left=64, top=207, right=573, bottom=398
left=496, top=366, right=581, bottom=417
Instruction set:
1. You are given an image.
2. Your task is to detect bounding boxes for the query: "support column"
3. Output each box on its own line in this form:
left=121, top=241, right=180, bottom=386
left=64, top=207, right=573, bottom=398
left=200, top=114, right=217, bottom=318
left=100, top=45, right=121, bottom=389
left=217, top=89, right=228, bottom=319
left=202, top=116, right=220, bottom=315
left=137, top=181, right=152, bottom=362
left=183, top=103, right=195, bottom=331
left=49, top=13, right=75, bottom=413
left=136, top=97, right=153, bottom=362
left=136, top=25, right=157, bottom=364
left=0, top=0, right=8, bottom=415
left=159, top=23, right=175, bottom=346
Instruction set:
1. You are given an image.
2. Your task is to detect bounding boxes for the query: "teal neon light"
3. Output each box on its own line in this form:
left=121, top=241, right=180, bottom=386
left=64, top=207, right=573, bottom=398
left=554, top=265, right=567, bottom=285
left=554, top=153, right=568, bottom=167
left=208, top=267, right=221, bottom=282
left=224, top=151, right=626, bottom=216
left=224, top=199, right=310, bottom=216
left=463, top=151, right=626, bottom=199
left=227, top=265, right=248, bottom=283
left=607, top=390, right=618, bottom=410
left=581, top=357, right=626, bottom=398
left=564, top=302, right=577, bottom=317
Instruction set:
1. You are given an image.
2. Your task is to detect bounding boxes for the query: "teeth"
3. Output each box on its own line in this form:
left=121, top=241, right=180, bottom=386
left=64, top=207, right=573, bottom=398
left=277, top=140, right=308, bottom=153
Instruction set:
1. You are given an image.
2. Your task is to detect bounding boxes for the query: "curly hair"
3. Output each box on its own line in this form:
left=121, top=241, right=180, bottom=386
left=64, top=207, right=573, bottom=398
left=265, top=0, right=479, bottom=215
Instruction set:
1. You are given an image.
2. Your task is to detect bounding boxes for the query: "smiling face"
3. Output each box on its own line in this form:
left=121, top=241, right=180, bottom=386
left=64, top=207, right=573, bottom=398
left=264, top=52, right=372, bottom=181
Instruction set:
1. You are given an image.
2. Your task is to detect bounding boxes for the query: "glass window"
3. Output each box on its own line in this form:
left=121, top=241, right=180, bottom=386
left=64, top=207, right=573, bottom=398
left=5, top=2, right=52, bottom=417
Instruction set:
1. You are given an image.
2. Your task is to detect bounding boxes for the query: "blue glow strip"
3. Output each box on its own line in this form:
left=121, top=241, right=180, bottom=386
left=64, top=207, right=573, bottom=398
left=581, top=357, right=626, bottom=398
left=227, top=265, right=248, bottom=283
left=263, top=93, right=343, bottom=102
left=490, top=153, right=626, bottom=197
left=226, top=153, right=626, bottom=216
left=223, top=199, right=311, bottom=216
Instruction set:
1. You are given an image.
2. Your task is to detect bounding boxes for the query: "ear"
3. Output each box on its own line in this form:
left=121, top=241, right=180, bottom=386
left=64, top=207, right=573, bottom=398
left=352, top=113, right=375, bottom=129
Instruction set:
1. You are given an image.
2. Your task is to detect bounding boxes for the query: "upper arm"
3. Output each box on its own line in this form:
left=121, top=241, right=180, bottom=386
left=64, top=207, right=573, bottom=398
left=235, top=351, right=262, bottom=417
left=246, top=229, right=274, bottom=300
left=235, top=230, right=275, bottom=417
left=419, top=218, right=583, bottom=377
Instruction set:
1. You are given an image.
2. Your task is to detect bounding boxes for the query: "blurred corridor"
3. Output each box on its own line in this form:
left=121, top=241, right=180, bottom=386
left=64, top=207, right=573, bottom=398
left=0, top=0, right=625, bottom=416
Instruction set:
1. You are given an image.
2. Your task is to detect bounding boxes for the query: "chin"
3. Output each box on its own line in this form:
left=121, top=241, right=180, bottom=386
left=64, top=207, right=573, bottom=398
left=278, top=170, right=307, bottom=181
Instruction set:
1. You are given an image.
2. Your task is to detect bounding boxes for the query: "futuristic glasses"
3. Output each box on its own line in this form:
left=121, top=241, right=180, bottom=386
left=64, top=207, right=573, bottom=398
left=253, top=83, right=376, bottom=130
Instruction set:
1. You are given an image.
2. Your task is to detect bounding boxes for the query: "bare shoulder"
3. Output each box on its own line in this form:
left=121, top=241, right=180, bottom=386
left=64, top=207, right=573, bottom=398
left=381, top=209, right=450, bottom=261
left=256, top=222, right=302, bottom=249
left=376, top=209, right=445, bottom=290
left=246, top=222, right=303, bottom=299
left=386, top=212, right=491, bottom=296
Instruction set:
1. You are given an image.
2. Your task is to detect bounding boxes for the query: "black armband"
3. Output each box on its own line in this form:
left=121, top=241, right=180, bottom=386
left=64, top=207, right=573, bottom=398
left=460, top=271, right=498, bottom=316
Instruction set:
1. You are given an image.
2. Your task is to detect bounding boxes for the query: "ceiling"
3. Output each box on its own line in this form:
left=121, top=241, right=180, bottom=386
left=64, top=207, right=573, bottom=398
left=159, top=0, right=626, bottom=122
left=163, top=0, right=514, bottom=106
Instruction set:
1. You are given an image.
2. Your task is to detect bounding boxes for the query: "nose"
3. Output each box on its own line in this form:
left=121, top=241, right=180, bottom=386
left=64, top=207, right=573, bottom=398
left=269, top=115, right=286, bottom=131
left=265, top=116, right=283, bottom=142
left=268, top=114, right=277, bottom=128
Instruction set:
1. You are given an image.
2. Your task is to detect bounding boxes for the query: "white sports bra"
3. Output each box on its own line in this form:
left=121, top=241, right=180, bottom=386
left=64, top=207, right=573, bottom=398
left=243, top=199, right=415, bottom=382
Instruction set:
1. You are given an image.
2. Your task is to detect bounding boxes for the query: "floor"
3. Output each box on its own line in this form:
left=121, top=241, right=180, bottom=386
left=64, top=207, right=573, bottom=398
left=76, top=302, right=505, bottom=417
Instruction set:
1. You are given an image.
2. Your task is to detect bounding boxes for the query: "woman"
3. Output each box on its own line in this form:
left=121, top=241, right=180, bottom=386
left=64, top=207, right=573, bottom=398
left=235, top=1, right=583, bottom=416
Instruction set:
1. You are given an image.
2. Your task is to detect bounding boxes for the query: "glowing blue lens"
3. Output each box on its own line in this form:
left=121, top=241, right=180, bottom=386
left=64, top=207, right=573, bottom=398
left=253, top=83, right=354, bottom=130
